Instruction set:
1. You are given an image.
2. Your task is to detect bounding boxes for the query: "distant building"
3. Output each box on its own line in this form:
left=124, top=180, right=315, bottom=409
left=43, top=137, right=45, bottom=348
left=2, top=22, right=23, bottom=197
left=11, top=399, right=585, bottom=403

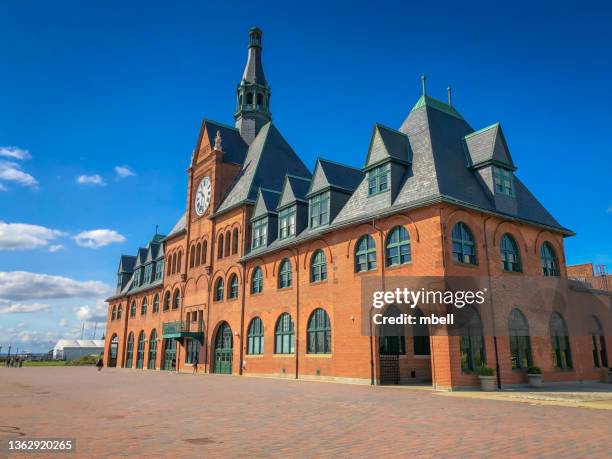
left=53, top=340, right=104, bottom=361
left=567, top=263, right=610, bottom=291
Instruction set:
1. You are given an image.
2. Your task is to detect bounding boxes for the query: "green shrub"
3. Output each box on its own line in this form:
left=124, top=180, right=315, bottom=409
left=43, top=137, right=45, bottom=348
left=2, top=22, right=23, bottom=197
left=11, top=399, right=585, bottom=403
left=65, top=355, right=98, bottom=366
left=478, top=366, right=495, bottom=376
left=526, top=366, right=542, bottom=375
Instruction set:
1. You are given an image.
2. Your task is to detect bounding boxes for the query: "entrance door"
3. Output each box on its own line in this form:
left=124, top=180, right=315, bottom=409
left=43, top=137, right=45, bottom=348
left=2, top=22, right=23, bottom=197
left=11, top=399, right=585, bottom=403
left=213, top=322, right=233, bottom=374
left=108, top=335, right=118, bottom=367
left=162, top=338, right=176, bottom=371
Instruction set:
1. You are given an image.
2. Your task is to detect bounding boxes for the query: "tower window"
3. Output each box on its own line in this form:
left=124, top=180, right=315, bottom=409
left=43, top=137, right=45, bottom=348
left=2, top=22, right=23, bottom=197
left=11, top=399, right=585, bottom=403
left=246, top=92, right=253, bottom=105
left=257, top=93, right=263, bottom=107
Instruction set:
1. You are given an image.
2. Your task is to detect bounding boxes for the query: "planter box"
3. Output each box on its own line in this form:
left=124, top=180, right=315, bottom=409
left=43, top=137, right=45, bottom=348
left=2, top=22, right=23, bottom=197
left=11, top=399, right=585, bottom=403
left=479, top=375, right=497, bottom=391
left=527, top=374, right=542, bottom=388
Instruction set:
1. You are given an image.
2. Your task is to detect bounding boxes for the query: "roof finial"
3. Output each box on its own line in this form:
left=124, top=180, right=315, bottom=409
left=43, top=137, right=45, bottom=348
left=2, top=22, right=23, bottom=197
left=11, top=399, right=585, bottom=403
left=421, top=75, right=427, bottom=96
left=447, top=85, right=452, bottom=105
left=214, top=130, right=222, bottom=151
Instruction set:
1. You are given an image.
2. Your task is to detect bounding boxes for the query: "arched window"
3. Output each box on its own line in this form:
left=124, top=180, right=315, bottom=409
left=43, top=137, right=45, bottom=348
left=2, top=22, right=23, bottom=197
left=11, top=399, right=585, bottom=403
left=148, top=329, right=157, bottom=369
left=152, top=294, right=159, bottom=313
left=508, top=309, right=532, bottom=369
left=307, top=309, right=331, bottom=354
left=190, top=245, right=195, bottom=268
left=172, top=289, right=180, bottom=309
left=195, top=243, right=201, bottom=266
left=590, top=316, right=608, bottom=368
left=217, top=234, right=224, bottom=259
left=412, top=308, right=431, bottom=356
left=125, top=332, right=134, bottom=368
left=163, top=291, right=170, bottom=311
left=275, top=313, right=294, bottom=354
left=228, top=274, right=239, bottom=299
left=500, top=233, right=521, bottom=272
left=278, top=259, right=292, bottom=289
left=247, top=317, right=264, bottom=355
left=550, top=312, right=572, bottom=369
left=172, top=253, right=177, bottom=274
left=251, top=267, right=263, bottom=294
left=541, top=242, right=559, bottom=277
left=355, top=235, right=376, bottom=272
left=201, top=241, right=207, bottom=265
left=232, top=228, right=239, bottom=255
left=136, top=331, right=146, bottom=369
left=111, top=306, right=116, bottom=320
left=452, top=222, right=477, bottom=265
left=256, top=93, right=263, bottom=106
left=177, top=251, right=182, bottom=273
left=459, top=306, right=486, bottom=372
left=141, top=298, right=147, bottom=315
left=117, top=304, right=122, bottom=320
left=310, top=250, right=327, bottom=283
left=130, top=301, right=136, bottom=317
left=225, top=230, right=231, bottom=257
left=214, top=278, right=224, bottom=301
left=386, top=226, right=411, bottom=267
left=378, top=305, right=405, bottom=355
left=246, top=92, right=253, bottom=104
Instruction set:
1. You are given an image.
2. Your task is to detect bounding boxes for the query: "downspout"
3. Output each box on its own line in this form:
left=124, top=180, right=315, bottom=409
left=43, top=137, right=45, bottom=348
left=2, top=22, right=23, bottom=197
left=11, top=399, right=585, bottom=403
left=370, top=218, right=385, bottom=385
left=121, top=296, right=130, bottom=368
left=239, top=206, right=247, bottom=376
left=483, top=215, right=502, bottom=389
left=206, top=216, right=216, bottom=374
left=433, top=207, right=448, bottom=389
left=295, top=247, right=300, bottom=379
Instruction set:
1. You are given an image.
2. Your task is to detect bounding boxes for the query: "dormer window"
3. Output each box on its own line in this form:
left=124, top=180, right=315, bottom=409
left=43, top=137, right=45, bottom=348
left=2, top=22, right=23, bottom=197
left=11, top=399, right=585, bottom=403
left=155, top=261, right=164, bottom=281
left=368, top=163, right=389, bottom=196
left=493, top=166, right=515, bottom=197
left=252, top=217, right=267, bottom=249
left=279, top=207, right=296, bottom=239
left=309, top=191, right=330, bottom=228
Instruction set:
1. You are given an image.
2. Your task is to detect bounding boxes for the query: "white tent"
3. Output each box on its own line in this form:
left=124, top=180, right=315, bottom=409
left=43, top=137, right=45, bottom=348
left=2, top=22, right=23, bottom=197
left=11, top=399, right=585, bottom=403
left=52, top=339, right=105, bottom=361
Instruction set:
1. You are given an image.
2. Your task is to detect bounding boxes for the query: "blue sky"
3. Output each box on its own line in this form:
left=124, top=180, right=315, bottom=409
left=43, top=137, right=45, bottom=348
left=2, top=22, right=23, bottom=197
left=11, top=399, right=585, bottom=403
left=1, top=0, right=610, bottom=353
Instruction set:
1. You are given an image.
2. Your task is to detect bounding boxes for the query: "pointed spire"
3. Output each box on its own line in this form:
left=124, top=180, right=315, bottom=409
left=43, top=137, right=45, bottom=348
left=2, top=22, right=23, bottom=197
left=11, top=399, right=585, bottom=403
left=447, top=85, right=452, bottom=105
left=421, top=75, right=427, bottom=96
left=242, top=27, right=266, bottom=85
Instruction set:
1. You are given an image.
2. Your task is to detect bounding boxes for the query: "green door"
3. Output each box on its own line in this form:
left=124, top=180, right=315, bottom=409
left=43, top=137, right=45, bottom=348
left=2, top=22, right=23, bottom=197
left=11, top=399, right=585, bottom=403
left=214, top=323, right=233, bottom=374
left=162, top=338, right=176, bottom=371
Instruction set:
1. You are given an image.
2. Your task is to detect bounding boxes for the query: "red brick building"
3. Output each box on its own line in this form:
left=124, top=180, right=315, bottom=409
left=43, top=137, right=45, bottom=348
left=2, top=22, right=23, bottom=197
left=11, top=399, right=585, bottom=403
left=104, top=27, right=611, bottom=389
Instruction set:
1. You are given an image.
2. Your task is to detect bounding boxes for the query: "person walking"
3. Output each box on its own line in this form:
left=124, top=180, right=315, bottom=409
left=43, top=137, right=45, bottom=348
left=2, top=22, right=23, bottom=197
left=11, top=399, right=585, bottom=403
left=96, top=357, right=103, bottom=372
left=18, top=358, right=23, bottom=368
left=192, top=360, right=198, bottom=374
left=171, top=357, right=177, bottom=374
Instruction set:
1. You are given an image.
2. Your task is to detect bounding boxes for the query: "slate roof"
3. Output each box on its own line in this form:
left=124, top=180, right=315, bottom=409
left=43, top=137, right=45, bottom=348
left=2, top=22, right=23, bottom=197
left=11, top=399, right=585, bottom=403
left=252, top=188, right=281, bottom=220
left=277, top=175, right=311, bottom=209
left=166, top=213, right=186, bottom=238
left=463, top=123, right=516, bottom=170
left=201, top=119, right=248, bottom=165
left=118, top=255, right=136, bottom=273
left=364, top=124, right=411, bottom=168
left=307, top=159, right=363, bottom=196
left=215, top=122, right=311, bottom=215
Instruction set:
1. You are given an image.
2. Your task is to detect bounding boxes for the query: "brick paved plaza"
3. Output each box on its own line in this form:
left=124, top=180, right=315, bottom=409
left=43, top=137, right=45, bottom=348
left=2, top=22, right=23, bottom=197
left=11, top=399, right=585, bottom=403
left=1, top=367, right=611, bottom=458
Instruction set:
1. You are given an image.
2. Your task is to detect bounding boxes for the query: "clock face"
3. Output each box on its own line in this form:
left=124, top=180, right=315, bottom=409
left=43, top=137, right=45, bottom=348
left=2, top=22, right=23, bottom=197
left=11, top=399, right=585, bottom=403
left=195, top=176, right=211, bottom=216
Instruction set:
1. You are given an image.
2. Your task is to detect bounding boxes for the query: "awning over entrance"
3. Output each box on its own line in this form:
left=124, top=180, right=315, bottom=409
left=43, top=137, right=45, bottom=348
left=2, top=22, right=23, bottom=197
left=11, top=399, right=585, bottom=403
left=162, top=320, right=204, bottom=343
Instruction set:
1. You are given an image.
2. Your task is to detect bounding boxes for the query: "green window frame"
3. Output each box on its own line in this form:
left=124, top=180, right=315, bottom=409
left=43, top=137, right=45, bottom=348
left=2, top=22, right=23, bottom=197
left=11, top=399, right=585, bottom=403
left=185, top=338, right=200, bottom=364
left=228, top=274, right=239, bottom=299
left=279, top=207, right=296, bottom=239
left=278, top=259, right=292, bottom=289
left=540, top=242, right=559, bottom=277
left=500, top=234, right=521, bottom=272
left=309, top=191, right=330, bottom=228
left=152, top=294, right=159, bottom=313
left=214, top=278, right=224, bottom=301
left=452, top=222, right=477, bottom=265
left=459, top=306, right=486, bottom=372
left=130, top=301, right=136, bottom=317
left=141, top=298, right=147, bottom=315
left=144, top=264, right=152, bottom=284
left=136, top=331, right=145, bottom=369
left=275, top=313, right=294, bottom=354
left=125, top=332, right=134, bottom=368
left=172, top=289, right=180, bottom=309
left=508, top=309, right=532, bottom=370
left=368, top=163, right=389, bottom=196
left=252, top=217, right=267, bottom=249
left=163, top=291, right=170, bottom=311
left=148, top=329, right=157, bottom=369
left=155, top=260, right=164, bottom=280
left=251, top=267, right=263, bottom=294
left=307, top=308, right=331, bottom=354
left=591, top=316, right=608, bottom=368
left=550, top=312, right=572, bottom=369
left=493, top=166, right=515, bottom=197
left=247, top=317, right=264, bottom=355
left=310, top=250, right=327, bottom=283
left=355, top=235, right=376, bottom=272
left=385, top=226, right=411, bottom=267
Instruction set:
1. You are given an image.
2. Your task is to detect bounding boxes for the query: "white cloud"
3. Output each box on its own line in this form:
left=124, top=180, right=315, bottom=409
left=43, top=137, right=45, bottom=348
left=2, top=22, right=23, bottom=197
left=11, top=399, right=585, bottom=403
left=0, top=271, right=112, bottom=302
left=0, top=146, right=31, bottom=160
left=0, top=160, right=38, bottom=189
left=0, top=302, right=50, bottom=314
left=75, top=303, right=107, bottom=322
left=114, top=166, right=135, bottom=178
left=76, top=174, right=105, bottom=186
left=0, top=221, right=66, bottom=251
left=48, top=244, right=65, bottom=253
left=73, top=229, right=125, bottom=248
left=58, top=319, right=68, bottom=327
